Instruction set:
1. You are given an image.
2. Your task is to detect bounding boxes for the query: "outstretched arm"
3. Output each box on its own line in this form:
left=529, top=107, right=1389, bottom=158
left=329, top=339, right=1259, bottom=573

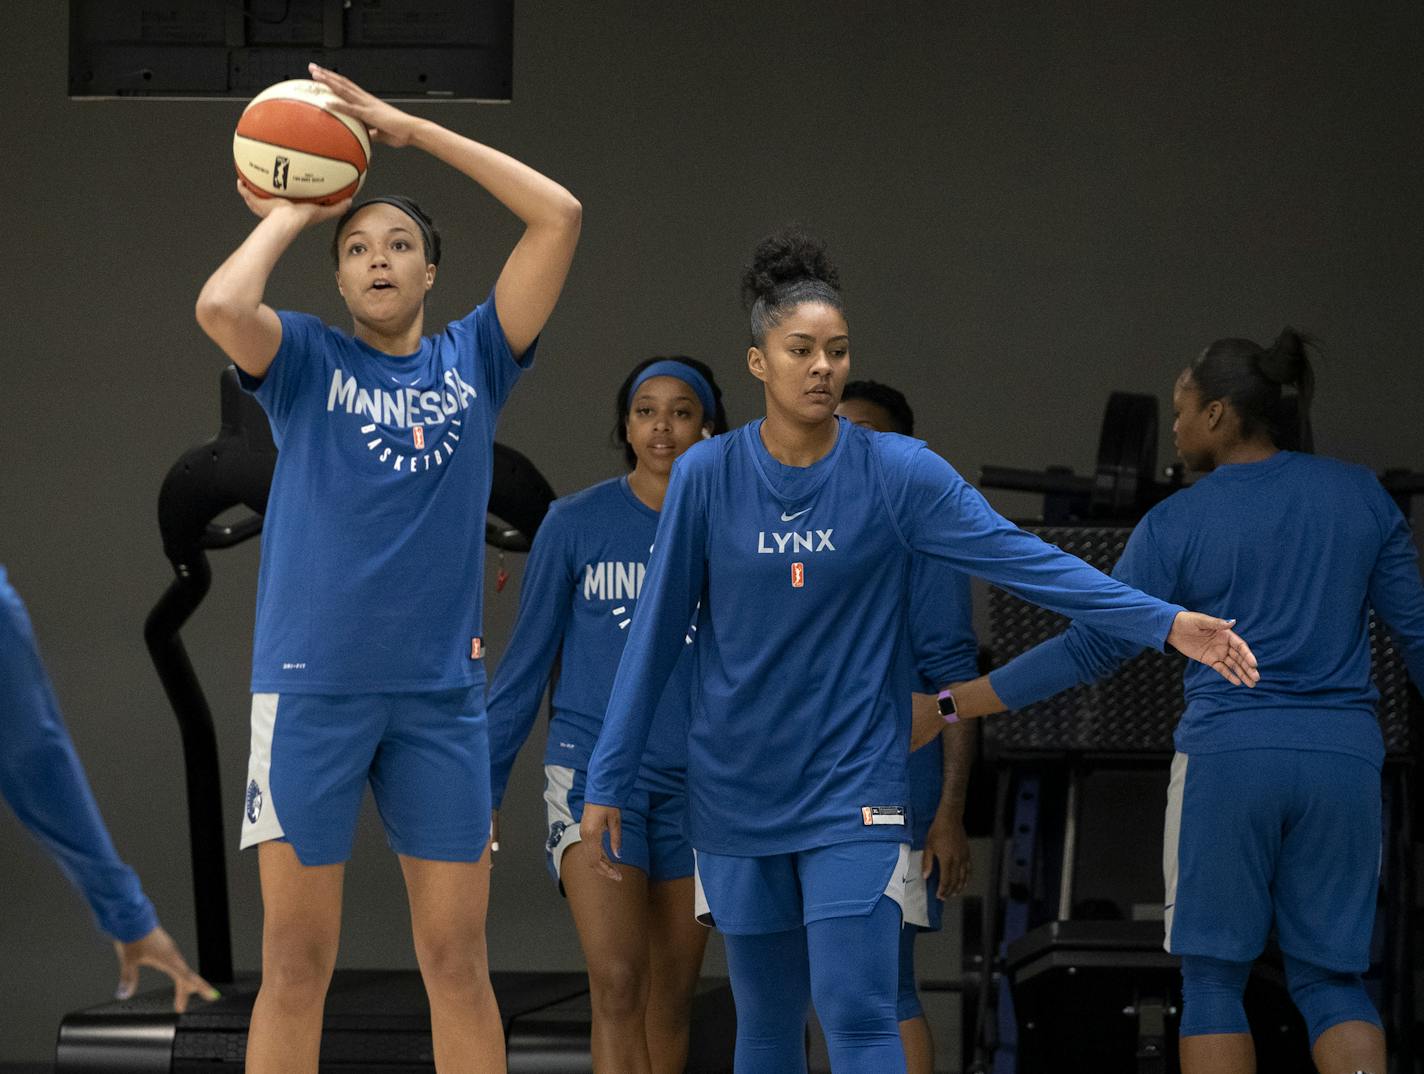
left=896, top=448, right=1258, bottom=688
left=1, top=577, right=216, bottom=1011
left=309, top=64, right=581, bottom=357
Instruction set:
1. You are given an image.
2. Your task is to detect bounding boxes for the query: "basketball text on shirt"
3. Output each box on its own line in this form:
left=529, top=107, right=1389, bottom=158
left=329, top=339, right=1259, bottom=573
left=584, top=561, right=646, bottom=602
left=326, top=366, right=478, bottom=428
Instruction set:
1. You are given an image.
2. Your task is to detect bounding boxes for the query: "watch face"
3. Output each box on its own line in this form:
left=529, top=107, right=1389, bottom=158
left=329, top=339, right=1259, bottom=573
left=937, top=692, right=957, bottom=718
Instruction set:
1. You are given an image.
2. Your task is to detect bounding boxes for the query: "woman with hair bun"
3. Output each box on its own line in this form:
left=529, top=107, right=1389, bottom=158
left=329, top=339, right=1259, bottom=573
left=579, top=230, right=1258, bottom=1072
left=951, top=329, right=1424, bottom=1074
left=486, top=356, right=728, bottom=1074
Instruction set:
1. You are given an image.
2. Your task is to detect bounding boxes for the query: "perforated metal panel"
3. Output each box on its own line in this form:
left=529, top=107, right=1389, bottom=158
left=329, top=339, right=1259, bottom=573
left=985, top=526, right=1416, bottom=757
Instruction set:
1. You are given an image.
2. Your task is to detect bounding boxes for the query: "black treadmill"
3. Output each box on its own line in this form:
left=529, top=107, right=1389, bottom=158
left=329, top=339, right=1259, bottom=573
left=55, top=368, right=735, bottom=1072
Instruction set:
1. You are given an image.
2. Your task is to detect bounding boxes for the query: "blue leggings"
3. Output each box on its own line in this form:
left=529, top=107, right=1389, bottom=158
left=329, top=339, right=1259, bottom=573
left=1180, top=954, right=1382, bottom=1045
left=897, top=923, right=923, bottom=1022
left=722, top=896, right=905, bottom=1073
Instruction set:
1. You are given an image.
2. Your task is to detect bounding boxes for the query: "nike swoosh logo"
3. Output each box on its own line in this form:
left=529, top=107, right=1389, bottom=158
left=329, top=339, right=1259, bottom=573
left=780, top=508, right=811, bottom=522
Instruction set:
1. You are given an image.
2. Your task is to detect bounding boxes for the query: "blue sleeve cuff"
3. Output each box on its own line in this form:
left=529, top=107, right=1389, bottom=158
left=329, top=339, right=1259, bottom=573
left=1151, top=603, right=1184, bottom=651
left=917, top=653, right=981, bottom=692
left=990, top=639, right=1086, bottom=711
left=100, top=890, right=160, bottom=944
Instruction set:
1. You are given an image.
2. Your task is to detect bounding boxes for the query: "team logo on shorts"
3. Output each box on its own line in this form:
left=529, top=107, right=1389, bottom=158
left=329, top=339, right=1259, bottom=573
left=413, top=425, right=425, bottom=450
left=791, top=562, right=805, bottom=588
left=245, top=779, right=264, bottom=824
left=547, top=820, right=568, bottom=852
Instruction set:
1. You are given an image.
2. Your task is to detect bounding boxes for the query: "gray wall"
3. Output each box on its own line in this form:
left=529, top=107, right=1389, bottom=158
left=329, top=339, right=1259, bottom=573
left=3, top=0, right=1422, bottom=1062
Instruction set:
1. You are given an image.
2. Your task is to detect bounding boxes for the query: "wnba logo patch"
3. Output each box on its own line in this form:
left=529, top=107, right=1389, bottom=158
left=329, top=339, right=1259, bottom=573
left=413, top=425, right=425, bottom=450
left=547, top=820, right=568, bottom=852
left=471, top=637, right=483, bottom=660
left=791, top=562, right=805, bottom=588
left=245, top=779, right=264, bottom=824
left=272, top=156, right=289, bottom=190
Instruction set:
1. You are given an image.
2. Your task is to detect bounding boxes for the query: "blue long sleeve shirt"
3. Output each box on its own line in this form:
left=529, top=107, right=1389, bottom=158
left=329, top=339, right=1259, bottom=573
left=1, top=567, right=158, bottom=942
left=585, top=420, right=1183, bottom=856
left=906, top=557, right=979, bottom=847
left=989, top=452, right=1424, bottom=768
left=486, top=477, right=693, bottom=807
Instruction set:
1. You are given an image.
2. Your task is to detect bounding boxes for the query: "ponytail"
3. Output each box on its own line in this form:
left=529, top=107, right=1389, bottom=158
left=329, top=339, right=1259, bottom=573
left=1188, top=327, right=1316, bottom=452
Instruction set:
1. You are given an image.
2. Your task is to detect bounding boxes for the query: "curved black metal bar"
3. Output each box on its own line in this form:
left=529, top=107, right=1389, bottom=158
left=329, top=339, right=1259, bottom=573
left=147, top=368, right=276, bottom=983
left=144, top=558, right=232, bottom=983
left=488, top=440, right=555, bottom=553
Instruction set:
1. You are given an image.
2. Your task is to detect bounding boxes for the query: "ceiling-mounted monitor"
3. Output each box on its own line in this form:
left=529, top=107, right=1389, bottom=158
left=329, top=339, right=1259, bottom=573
left=70, top=0, right=513, bottom=101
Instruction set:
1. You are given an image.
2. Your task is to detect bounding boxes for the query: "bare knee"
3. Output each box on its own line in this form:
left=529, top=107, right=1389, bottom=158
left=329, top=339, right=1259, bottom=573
left=415, top=935, right=488, bottom=999
left=646, top=983, right=694, bottom=1033
left=589, top=958, right=648, bottom=1022
left=261, top=931, right=338, bottom=1002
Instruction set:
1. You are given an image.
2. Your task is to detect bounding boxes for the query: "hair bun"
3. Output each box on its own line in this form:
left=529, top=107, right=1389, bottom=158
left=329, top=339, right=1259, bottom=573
left=741, top=227, right=841, bottom=309
left=1255, top=326, right=1312, bottom=387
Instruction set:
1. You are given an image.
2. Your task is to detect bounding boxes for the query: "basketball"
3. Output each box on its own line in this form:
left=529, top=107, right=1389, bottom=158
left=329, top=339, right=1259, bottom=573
left=232, top=79, right=371, bottom=205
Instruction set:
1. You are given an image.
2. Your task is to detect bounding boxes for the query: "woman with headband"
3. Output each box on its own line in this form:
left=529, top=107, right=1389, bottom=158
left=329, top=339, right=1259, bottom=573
left=194, top=64, right=580, bottom=1073
left=579, top=229, right=1259, bottom=1072
left=487, top=357, right=728, bottom=1074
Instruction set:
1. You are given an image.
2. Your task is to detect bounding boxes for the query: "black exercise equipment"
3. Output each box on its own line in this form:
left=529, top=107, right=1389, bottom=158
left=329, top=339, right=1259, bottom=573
left=980, top=392, right=1183, bottom=523
left=981, top=389, right=1424, bottom=530
left=56, top=366, right=736, bottom=1073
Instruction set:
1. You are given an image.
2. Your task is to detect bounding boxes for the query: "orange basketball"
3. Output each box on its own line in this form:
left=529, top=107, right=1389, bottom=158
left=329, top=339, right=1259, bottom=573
left=232, top=79, right=371, bottom=205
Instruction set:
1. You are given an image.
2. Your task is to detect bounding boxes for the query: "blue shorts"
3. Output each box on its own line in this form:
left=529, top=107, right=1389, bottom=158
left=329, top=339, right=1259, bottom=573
left=901, top=849, right=944, bottom=932
left=239, top=687, right=490, bottom=866
left=542, top=764, right=693, bottom=885
left=694, top=841, right=910, bottom=935
left=1163, top=749, right=1381, bottom=971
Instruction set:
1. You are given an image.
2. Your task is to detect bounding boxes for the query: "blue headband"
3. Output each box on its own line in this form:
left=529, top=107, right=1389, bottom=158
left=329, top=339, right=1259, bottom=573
left=628, top=361, right=717, bottom=421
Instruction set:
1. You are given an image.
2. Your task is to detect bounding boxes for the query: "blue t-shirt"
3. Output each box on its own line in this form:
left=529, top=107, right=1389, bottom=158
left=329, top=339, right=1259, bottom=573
left=1, top=566, right=158, bottom=942
left=585, top=419, right=1182, bottom=856
left=906, top=556, right=979, bottom=847
left=989, top=452, right=1424, bottom=768
left=240, top=294, right=532, bottom=694
left=486, top=476, right=694, bottom=807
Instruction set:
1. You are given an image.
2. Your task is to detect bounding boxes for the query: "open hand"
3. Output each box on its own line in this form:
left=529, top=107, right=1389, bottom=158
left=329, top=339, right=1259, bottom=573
left=1167, top=612, right=1260, bottom=687
left=578, top=803, right=624, bottom=882
left=309, top=63, right=422, bottom=147
left=114, top=925, right=220, bottom=1013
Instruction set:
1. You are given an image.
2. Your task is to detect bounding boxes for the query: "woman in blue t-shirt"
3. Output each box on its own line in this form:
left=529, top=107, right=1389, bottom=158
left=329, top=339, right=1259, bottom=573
left=486, top=357, right=728, bottom=1074
left=578, top=230, right=1259, bottom=1073
left=194, top=64, right=580, bottom=1073
left=951, top=330, right=1424, bottom=1074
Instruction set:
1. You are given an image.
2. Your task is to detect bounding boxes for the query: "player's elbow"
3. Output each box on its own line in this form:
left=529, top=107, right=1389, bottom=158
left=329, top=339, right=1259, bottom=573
left=552, top=191, right=582, bottom=233
left=194, top=293, right=239, bottom=338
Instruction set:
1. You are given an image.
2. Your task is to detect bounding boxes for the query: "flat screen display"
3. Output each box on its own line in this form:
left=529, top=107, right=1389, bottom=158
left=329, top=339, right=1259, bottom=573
left=70, top=0, right=513, bottom=101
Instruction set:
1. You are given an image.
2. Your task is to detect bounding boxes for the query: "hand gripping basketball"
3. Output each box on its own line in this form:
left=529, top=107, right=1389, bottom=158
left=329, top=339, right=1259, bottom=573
left=1167, top=612, right=1260, bottom=687
left=307, top=63, right=423, bottom=148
